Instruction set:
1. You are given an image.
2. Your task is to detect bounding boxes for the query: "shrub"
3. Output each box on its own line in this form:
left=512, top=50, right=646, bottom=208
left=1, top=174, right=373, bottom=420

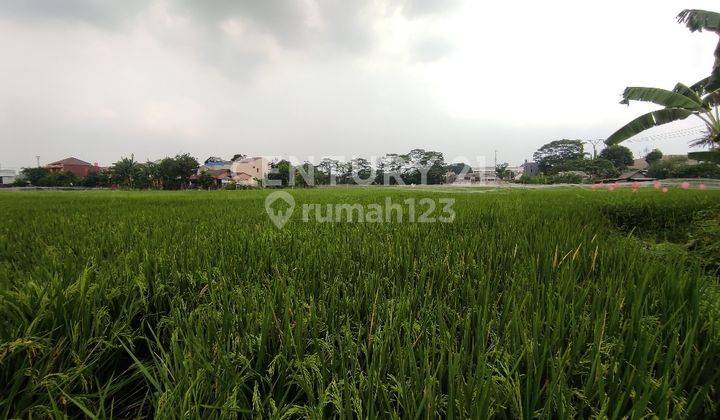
left=648, top=157, right=720, bottom=179
left=550, top=171, right=588, bottom=184
left=517, top=174, right=550, bottom=184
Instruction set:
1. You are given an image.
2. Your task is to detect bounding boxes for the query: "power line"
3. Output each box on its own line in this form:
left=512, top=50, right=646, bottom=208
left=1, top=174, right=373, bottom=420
left=625, top=125, right=706, bottom=144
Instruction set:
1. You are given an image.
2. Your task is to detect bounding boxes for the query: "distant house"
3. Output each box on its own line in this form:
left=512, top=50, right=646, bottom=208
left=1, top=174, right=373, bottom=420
left=45, top=157, right=100, bottom=177
left=602, top=169, right=655, bottom=183
left=191, top=168, right=233, bottom=188
left=631, top=155, right=699, bottom=170
left=0, top=169, right=16, bottom=185
left=520, top=160, right=540, bottom=177
left=199, top=157, right=232, bottom=172
left=230, top=157, right=269, bottom=186
left=463, top=168, right=498, bottom=182
left=630, top=158, right=649, bottom=170
left=233, top=172, right=256, bottom=186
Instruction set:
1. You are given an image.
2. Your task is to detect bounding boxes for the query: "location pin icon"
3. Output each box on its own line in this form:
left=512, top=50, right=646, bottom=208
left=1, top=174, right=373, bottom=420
left=265, top=191, right=295, bottom=229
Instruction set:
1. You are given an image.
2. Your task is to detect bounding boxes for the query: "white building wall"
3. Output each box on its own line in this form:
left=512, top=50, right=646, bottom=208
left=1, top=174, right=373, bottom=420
left=230, top=157, right=269, bottom=185
left=0, top=170, right=16, bottom=185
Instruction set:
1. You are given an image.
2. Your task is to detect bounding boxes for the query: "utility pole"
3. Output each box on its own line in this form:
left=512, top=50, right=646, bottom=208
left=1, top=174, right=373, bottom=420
left=494, top=150, right=497, bottom=168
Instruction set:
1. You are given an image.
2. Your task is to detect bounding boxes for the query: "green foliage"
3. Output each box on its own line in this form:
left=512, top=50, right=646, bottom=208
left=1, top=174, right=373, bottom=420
left=517, top=174, right=550, bottom=184
left=686, top=210, right=720, bottom=271
left=584, top=158, right=620, bottom=180
left=678, top=9, right=720, bottom=91
left=549, top=171, right=587, bottom=184
left=110, top=156, right=139, bottom=187
left=2, top=189, right=720, bottom=417
left=688, top=150, right=720, bottom=164
left=606, top=108, right=696, bottom=145
left=268, top=160, right=293, bottom=187
left=196, top=171, right=216, bottom=190
left=533, top=140, right=585, bottom=174
left=231, top=154, right=247, bottom=162
left=599, top=145, right=634, bottom=169
left=645, top=149, right=663, bottom=165
left=36, top=171, right=80, bottom=187
left=445, top=162, right=472, bottom=175
left=608, top=10, right=720, bottom=145
left=495, top=162, right=512, bottom=180
left=155, top=154, right=200, bottom=190
left=648, top=157, right=720, bottom=179
left=19, top=167, right=50, bottom=186
left=81, top=171, right=110, bottom=188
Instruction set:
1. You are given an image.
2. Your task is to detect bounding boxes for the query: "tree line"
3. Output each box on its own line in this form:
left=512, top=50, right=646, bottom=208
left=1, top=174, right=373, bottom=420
left=268, top=149, right=450, bottom=187
left=13, top=149, right=455, bottom=189
left=14, top=154, right=200, bottom=189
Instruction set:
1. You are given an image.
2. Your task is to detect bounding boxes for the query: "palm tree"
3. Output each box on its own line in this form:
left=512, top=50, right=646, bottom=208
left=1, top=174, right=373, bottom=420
left=111, top=156, right=138, bottom=188
left=606, top=10, right=720, bottom=149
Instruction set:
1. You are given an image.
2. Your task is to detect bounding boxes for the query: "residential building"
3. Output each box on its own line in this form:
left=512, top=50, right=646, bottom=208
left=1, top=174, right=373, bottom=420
left=631, top=155, right=699, bottom=170
left=45, top=157, right=100, bottom=177
left=520, top=160, right=540, bottom=177
left=230, top=157, right=269, bottom=186
left=0, top=169, right=16, bottom=185
left=199, top=157, right=232, bottom=172
left=192, top=168, right=234, bottom=188
left=630, top=158, right=649, bottom=170
left=233, top=172, right=256, bottom=186
left=466, top=167, right=498, bottom=182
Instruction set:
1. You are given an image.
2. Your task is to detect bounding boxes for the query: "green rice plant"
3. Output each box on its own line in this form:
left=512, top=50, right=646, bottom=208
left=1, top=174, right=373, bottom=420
left=0, top=188, right=719, bottom=418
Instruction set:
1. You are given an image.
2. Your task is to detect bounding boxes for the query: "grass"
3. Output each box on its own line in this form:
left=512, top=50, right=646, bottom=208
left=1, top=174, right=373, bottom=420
left=1, top=187, right=719, bottom=418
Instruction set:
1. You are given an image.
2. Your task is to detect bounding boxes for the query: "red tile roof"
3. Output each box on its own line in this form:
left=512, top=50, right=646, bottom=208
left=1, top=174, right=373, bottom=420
left=48, top=157, right=94, bottom=166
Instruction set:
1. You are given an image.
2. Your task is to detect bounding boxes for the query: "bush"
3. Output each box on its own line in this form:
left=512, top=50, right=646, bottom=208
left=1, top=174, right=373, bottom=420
left=584, top=158, right=620, bottom=180
left=37, top=171, right=80, bottom=187
left=550, top=171, right=588, bottom=184
left=674, top=162, right=720, bottom=178
left=517, top=174, right=550, bottom=184
left=648, top=157, right=720, bottom=179
left=223, top=182, right=237, bottom=190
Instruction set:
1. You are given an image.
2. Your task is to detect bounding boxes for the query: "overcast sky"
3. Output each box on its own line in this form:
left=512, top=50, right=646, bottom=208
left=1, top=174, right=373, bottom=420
left=1, top=0, right=719, bottom=169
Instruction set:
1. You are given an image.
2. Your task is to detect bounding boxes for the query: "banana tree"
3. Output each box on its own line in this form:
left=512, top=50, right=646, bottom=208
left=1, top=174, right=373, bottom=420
left=678, top=9, right=720, bottom=91
left=606, top=9, right=720, bottom=148
left=605, top=81, right=720, bottom=147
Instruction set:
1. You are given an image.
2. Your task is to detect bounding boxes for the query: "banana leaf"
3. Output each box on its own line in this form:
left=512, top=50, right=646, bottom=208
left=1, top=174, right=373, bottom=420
left=606, top=108, right=695, bottom=145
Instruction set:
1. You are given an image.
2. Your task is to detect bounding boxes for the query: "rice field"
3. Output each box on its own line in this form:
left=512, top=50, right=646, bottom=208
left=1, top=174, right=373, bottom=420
left=1, top=188, right=720, bottom=418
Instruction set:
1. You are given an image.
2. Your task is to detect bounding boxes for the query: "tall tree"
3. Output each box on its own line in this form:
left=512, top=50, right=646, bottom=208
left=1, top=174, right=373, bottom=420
left=533, top=140, right=585, bottom=174
left=174, top=154, right=200, bottom=189
left=599, top=145, right=634, bottom=170
left=111, top=156, right=138, bottom=188
left=19, top=167, right=49, bottom=186
left=645, top=149, right=663, bottom=165
left=318, top=158, right=340, bottom=185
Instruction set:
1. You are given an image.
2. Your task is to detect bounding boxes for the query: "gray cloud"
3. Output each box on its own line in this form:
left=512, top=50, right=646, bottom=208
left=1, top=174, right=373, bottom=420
left=0, top=0, right=147, bottom=27
left=172, top=0, right=309, bottom=47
